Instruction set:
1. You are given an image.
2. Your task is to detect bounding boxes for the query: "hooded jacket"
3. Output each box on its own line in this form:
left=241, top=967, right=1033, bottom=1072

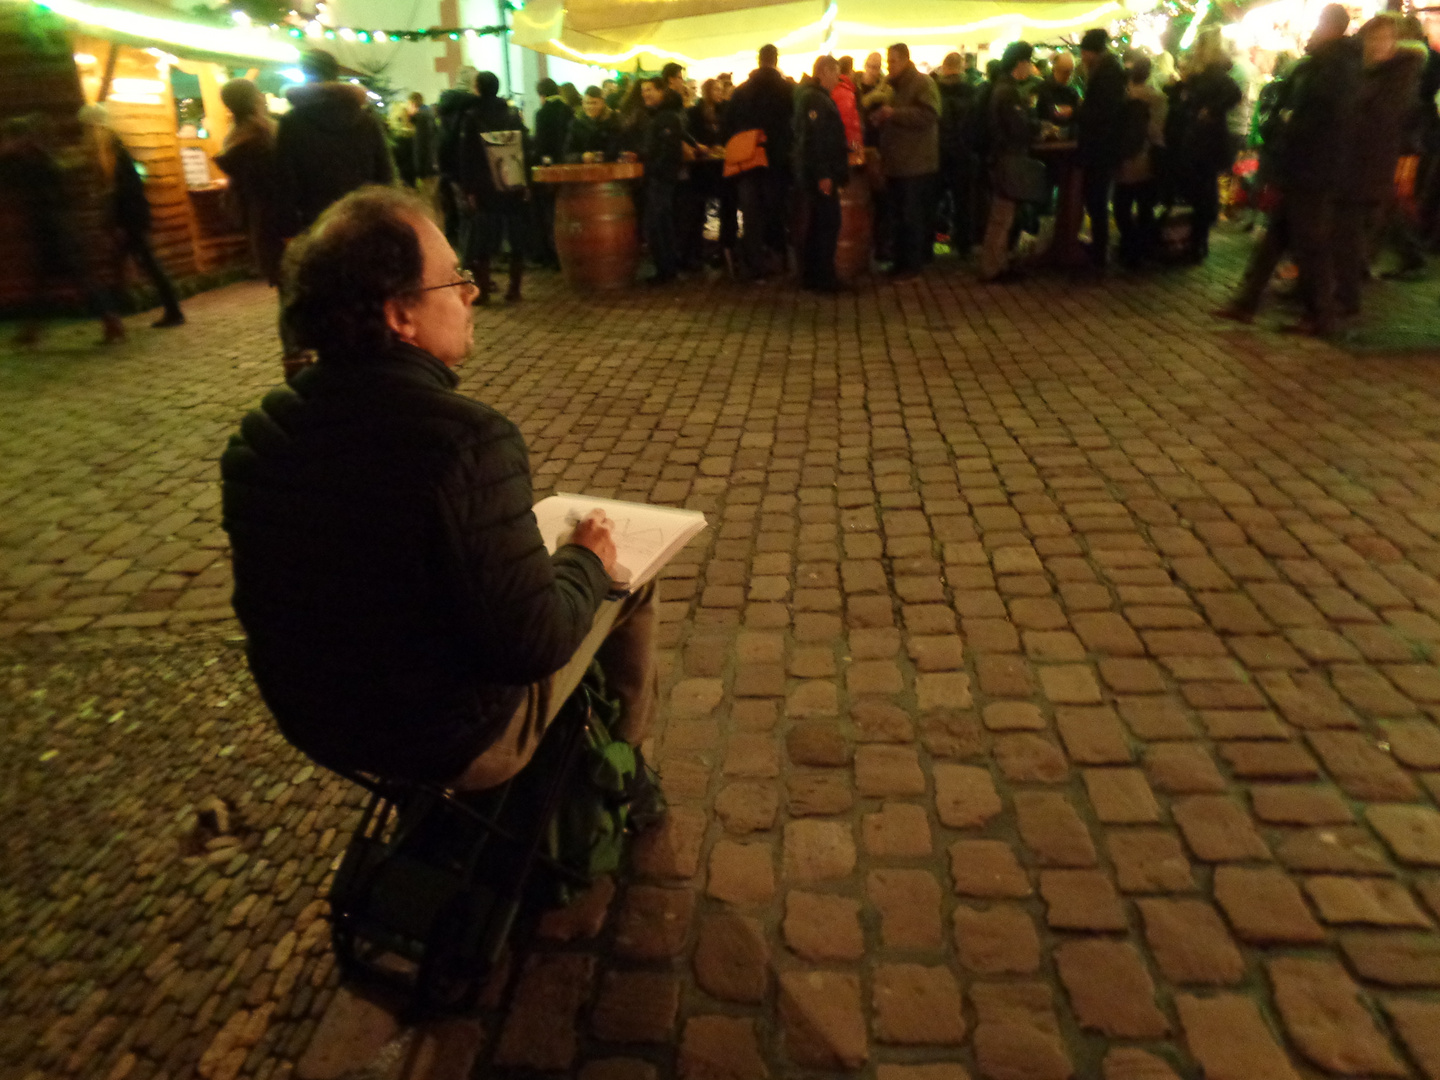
left=276, top=81, right=394, bottom=234
left=220, top=343, right=610, bottom=782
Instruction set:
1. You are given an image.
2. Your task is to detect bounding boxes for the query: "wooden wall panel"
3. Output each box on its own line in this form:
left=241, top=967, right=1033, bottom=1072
left=1, top=12, right=249, bottom=314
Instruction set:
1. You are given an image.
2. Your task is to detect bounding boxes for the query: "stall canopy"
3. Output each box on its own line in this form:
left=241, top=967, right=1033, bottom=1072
left=511, top=0, right=1157, bottom=72
left=12, top=0, right=301, bottom=65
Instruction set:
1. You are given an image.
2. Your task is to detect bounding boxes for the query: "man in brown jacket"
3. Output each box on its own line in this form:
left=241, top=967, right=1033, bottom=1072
left=871, top=42, right=941, bottom=279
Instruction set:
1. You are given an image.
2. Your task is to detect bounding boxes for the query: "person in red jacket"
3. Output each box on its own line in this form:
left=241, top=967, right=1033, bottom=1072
left=834, top=56, right=864, bottom=149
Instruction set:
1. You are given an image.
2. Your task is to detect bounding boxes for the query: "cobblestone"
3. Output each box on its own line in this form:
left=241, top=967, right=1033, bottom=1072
left=9, top=252, right=1440, bottom=1078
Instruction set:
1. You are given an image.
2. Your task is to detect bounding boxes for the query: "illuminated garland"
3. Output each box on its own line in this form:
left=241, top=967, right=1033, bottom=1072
left=277, top=23, right=505, bottom=42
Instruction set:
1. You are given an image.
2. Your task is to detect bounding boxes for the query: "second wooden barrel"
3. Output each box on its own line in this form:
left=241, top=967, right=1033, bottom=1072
left=554, top=180, right=639, bottom=290
left=835, top=169, right=873, bottom=283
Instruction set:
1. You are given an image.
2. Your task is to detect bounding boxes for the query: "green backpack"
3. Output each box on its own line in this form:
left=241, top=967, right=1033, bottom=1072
left=532, top=662, right=664, bottom=905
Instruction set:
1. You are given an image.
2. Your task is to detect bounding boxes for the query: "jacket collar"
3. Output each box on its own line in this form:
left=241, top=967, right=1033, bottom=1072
left=309, top=341, right=460, bottom=391
left=381, top=342, right=460, bottom=389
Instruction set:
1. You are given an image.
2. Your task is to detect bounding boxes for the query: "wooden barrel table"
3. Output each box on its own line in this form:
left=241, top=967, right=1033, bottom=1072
left=791, top=149, right=875, bottom=283
left=532, top=161, right=643, bottom=290
left=1030, top=141, right=1087, bottom=268
left=835, top=149, right=875, bottom=282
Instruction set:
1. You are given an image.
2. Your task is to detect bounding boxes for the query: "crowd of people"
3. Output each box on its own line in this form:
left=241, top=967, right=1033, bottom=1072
left=6, top=8, right=1440, bottom=346
left=389, top=10, right=1440, bottom=333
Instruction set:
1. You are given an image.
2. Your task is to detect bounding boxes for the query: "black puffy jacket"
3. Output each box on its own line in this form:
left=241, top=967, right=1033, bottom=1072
left=220, top=344, right=610, bottom=781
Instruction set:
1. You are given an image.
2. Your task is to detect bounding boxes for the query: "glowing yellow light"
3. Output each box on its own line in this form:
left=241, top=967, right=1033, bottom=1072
left=24, top=0, right=301, bottom=62
left=546, top=37, right=696, bottom=66
left=545, top=0, right=1133, bottom=69
left=1179, top=0, right=1210, bottom=47
left=73, top=51, right=97, bottom=63
left=112, top=77, right=164, bottom=93
left=835, top=1, right=1125, bottom=38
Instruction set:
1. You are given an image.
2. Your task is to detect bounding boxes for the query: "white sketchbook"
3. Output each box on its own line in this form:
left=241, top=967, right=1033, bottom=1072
left=534, top=493, right=707, bottom=591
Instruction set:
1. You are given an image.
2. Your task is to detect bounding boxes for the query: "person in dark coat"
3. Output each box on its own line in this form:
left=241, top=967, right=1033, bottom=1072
left=724, top=44, right=796, bottom=280
left=274, top=49, right=394, bottom=237
left=1113, top=54, right=1167, bottom=269
left=388, top=103, right=418, bottom=187
left=534, top=79, right=568, bottom=147
left=1, top=116, right=122, bottom=345
left=436, top=78, right=477, bottom=245
left=454, top=71, right=531, bottom=303
left=565, top=86, right=622, bottom=161
left=979, top=42, right=1038, bottom=282
left=1035, top=50, right=1080, bottom=133
left=532, top=77, right=572, bottom=268
left=1376, top=16, right=1431, bottom=277
left=794, top=56, right=850, bottom=292
left=408, top=92, right=439, bottom=198
left=934, top=51, right=979, bottom=252
left=1336, top=13, right=1425, bottom=312
left=220, top=186, right=656, bottom=787
left=215, top=79, right=284, bottom=286
left=79, top=104, right=185, bottom=328
left=638, top=79, right=685, bottom=284
left=1173, top=35, right=1242, bottom=262
left=1219, top=3, right=1359, bottom=334
left=684, top=79, right=730, bottom=266
left=1076, top=28, right=1127, bottom=269
left=1413, top=42, right=1440, bottom=246
left=871, top=42, right=942, bottom=279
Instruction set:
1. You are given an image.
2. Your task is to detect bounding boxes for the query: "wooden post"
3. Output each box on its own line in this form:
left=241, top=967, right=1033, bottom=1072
left=96, top=40, right=117, bottom=102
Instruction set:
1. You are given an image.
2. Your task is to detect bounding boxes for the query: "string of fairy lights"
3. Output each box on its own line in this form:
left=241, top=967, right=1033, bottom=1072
left=273, top=21, right=507, bottom=43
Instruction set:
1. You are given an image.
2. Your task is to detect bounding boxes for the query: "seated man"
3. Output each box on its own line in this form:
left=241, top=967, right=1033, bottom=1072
left=220, top=186, right=655, bottom=789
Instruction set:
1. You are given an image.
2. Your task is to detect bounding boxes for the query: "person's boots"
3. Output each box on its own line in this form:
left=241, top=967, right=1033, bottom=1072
left=504, top=256, right=522, bottom=303
left=101, top=314, right=126, bottom=344
left=152, top=308, right=185, bottom=328
left=472, top=258, right=492, bottom=306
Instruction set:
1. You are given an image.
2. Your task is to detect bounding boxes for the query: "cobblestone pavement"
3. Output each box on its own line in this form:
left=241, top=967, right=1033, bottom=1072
left=6, top=237, right=1440, bottom=1080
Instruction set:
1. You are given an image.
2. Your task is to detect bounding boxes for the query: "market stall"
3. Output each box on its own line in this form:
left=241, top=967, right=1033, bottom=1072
left=0, top=0, right=297, bottom=313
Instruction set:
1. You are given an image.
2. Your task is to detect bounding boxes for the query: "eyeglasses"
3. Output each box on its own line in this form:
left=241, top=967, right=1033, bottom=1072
left=415, top=268, right=478, bottom=294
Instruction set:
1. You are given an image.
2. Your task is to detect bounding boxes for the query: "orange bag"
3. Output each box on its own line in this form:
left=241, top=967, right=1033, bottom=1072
left=1396, top=154, right=1420, bottom=219
left=723, top=129, right=768, bottom=178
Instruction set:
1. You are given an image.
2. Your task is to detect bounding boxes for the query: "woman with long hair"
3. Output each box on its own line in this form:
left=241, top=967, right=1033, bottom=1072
left=1173, top=31, right=1242, bottom=262
left=215, top=78, right=285, bottom=285
left=686, top=78, right=735, bottom=261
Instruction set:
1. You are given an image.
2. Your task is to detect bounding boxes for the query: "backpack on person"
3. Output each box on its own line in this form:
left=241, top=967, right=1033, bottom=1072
left=1117, top=96, right=1151, bottom=161
left=480, top=130, right=527, bottom=192
left=456, top=105, right=528, bottom=195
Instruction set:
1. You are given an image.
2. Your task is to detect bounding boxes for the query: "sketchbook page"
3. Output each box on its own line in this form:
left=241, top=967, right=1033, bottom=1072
left=533, top=494, right=707, bottom=589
